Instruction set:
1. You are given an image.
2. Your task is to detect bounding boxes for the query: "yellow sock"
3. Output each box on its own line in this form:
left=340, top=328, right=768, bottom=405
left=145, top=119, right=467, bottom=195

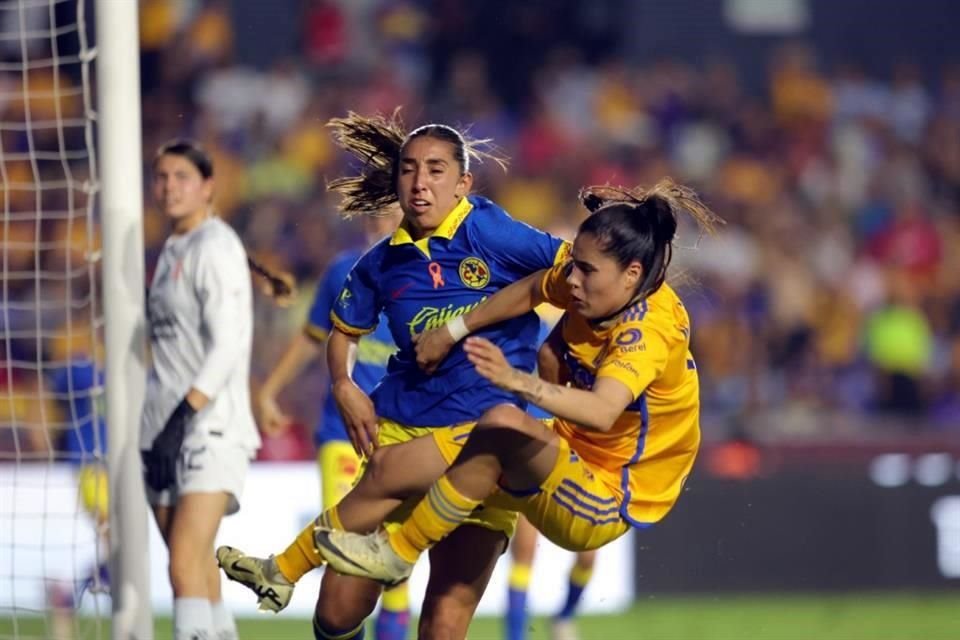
left=381, top=581, right=409, bottom=612
left=509, top=563, right=532, bottom=591
left=274, top=506, right=342, bottom=583
left=570, top=563, right=594, bottom=588
left=275, top=522, right=322, bottom=583
left=321, top=504, right=344, bottom=530
left=388, top=475, right=480, bottom=563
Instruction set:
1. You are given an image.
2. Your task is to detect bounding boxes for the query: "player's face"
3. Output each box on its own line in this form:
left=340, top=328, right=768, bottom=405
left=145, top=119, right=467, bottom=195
left=396, top=136, right=472, bottom=235
left=152, top=154, right=213, bottom=222
left=566, top=232, right=642, bottom=319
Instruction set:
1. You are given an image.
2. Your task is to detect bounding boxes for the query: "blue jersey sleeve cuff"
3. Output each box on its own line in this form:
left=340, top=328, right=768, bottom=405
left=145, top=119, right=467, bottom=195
left=330, top=311, right=376, bottom=337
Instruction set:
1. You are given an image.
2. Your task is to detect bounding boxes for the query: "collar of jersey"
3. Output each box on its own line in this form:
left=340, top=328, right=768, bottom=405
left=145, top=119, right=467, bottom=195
left=389, top=196, right=473, bottom=259
left=588, top=291, right=647, bottom=331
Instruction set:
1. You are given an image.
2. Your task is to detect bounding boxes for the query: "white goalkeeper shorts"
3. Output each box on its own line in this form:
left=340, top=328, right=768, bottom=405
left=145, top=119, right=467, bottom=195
left=144, top=430, right=255, bottom=516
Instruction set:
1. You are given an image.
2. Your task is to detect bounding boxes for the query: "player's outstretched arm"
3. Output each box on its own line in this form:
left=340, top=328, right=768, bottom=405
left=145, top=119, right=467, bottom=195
left=464, top=337, right=631, bottom=432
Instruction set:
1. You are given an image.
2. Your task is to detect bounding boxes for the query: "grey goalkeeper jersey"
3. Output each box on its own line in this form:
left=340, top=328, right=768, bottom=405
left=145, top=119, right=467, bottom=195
left=140, top=217, right=260, bottom=451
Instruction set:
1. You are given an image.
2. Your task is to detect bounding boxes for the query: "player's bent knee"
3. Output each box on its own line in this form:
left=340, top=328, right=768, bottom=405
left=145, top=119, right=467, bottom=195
left=476, top=404, right=528, bottom=432
left=358, top=446, right=397, bottom=493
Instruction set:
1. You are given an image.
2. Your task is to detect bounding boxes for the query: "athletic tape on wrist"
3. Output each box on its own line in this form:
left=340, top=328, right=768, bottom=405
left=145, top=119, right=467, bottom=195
left=447, top=316, right=470, bottom=342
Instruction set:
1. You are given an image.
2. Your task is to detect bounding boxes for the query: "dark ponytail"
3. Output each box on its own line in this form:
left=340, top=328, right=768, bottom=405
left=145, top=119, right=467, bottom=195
left=326, top=109, right=507, bottom=219
left=155, top=138, right=296, bottom=305
left=246, top=255, right=295, bottom=303
left=326, top=111, right=407, bottom=217
left=578, top=179, right=723, bottom=299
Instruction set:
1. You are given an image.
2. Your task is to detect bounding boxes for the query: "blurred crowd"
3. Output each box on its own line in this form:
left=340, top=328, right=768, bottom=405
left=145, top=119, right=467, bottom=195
left=2, top=0, right=959, bottom=461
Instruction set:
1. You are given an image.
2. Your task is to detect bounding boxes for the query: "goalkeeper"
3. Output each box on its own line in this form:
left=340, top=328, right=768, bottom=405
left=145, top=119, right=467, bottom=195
left=140, top=139, right=289, bottom=640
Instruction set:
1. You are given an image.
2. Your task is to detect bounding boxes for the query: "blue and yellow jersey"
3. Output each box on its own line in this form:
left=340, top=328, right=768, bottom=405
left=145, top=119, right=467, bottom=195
left=306, top=250, right=396, bottom=445
left=540, top=262, right=700, bottom=527
left=51, top=359, right=107, bottom=463
left=331, top=195, right=569, bottom=427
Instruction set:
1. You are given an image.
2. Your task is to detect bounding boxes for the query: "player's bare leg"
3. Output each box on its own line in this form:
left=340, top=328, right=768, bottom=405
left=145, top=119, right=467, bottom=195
left=315, top=405, right=559, bottom=583
left=418, top=525, right=506, bottom=640
left=218, top=433, right=449, bottom=610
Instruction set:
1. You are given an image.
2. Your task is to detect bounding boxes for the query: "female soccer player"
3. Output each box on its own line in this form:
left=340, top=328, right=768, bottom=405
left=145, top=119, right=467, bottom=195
left=308, top=179, right=722, bottom=588
left=218, top=113, right=570, bottom=640
left=142, top=139, right=288, bottom=640
left=256, top=205, right=410, bottom=640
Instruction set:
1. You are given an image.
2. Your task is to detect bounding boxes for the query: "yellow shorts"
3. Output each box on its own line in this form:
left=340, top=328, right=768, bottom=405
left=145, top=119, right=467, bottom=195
left=78, top=464, right=109, bottom=524
left=489, top=434, right=630, bottom=551
left=374, top=418, right=518, bottom=538
left=317, top=441, right=363, bottom=510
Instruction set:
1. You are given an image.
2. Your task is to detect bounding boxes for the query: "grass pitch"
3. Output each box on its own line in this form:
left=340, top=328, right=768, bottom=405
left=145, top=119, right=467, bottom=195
left=2, top=591, right=956, bottom=639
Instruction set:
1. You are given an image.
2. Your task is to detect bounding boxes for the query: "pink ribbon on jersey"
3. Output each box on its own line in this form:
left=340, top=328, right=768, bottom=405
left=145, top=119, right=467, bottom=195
left=428, top=262, right=445, bottom=288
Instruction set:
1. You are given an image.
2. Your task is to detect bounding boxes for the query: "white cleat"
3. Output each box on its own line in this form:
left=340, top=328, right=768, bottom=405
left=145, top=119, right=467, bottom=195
left=550, top=617, right=580, bottom=640
left=312, top=528, right=414, bottom=587
left=216, top=545, right=293, bottom=613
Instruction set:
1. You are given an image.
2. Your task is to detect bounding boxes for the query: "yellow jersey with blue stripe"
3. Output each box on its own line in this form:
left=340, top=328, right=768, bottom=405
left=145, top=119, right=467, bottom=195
left=541, top=262, right=700, bottom=527
left=331, top=195, right=570, bottom=427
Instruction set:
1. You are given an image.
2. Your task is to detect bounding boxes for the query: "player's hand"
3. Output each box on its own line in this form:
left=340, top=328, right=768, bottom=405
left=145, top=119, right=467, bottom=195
left=463, top=336, right=517, bottom=391
left=332, top=379, right=378, bottom=457
left=413, top=326, right=457, bottom=374
left=259, top=271, right=297, bottom=308
left=142, top=398, right=196, bottom=492
left=258, top=393, right=292, bottom=437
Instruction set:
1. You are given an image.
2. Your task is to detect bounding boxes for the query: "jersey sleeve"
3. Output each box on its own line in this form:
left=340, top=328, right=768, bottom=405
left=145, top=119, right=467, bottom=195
left=305, top=257, right=354, bottom=343
left=539, top=260, right=574, bottom=308
left=596, top=321, right=670, bottom=401
left=191, top=234, right=253, bottom=399
left=475, top=202, right=571, bottom=278
left=329, top=249, right=382, bottom=337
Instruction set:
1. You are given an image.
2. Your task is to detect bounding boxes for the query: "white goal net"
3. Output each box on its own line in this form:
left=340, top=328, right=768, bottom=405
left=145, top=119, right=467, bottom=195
left=0, top=0, right=108, bottom=638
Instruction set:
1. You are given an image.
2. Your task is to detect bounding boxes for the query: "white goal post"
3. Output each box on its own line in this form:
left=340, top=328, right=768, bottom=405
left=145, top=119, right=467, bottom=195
left=0, top=0, right=149, bottom=638
left=94, top=0, right=151, bottom=638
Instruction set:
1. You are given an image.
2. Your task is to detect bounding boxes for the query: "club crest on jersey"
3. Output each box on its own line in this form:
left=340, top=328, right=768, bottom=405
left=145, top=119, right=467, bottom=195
left=459, top=257, right=490, bottom=289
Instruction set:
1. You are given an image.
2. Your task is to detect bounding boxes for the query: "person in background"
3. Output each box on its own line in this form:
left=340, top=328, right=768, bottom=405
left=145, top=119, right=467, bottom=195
left=256, top=204, right=409, bottom=640
left=142, top=138, right=289, bottom=640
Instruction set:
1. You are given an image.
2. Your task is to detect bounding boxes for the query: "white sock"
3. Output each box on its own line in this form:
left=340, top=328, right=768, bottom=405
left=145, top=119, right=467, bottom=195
left=174, top=597, right=214, bottom=640
left=211, top=600, right=238, bottom=640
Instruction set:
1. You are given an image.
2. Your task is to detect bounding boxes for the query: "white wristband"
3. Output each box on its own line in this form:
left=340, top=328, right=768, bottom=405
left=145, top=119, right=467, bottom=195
left=446, top=315, right=470, bottom=342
